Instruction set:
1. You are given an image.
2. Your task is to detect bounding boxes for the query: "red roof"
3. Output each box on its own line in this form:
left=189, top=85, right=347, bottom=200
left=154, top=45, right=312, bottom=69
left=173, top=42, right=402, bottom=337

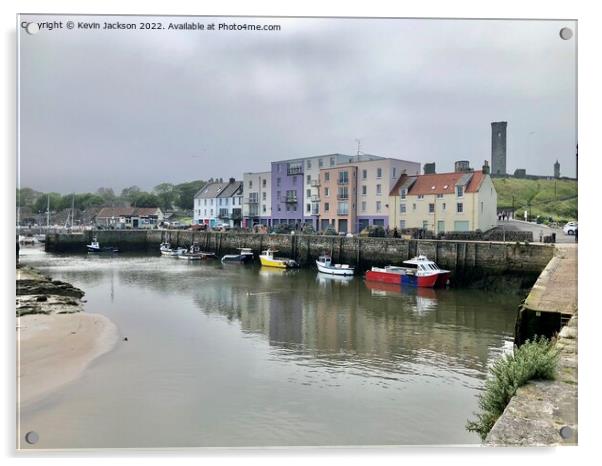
left=405, top=171, right=485, bottom=196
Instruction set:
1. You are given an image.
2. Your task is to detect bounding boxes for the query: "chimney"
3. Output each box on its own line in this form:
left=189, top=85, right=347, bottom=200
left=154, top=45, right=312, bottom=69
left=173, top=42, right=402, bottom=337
left=454, top=160, right=471, bottom=173
left=482, top=160, right=490, bottom=174
left=229, top=177, right=235, bottom=184
left=424, top=162, right=436, bottom=174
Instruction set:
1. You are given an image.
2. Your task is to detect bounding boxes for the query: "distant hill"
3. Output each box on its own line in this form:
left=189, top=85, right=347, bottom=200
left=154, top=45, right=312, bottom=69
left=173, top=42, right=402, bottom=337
left=492, top=177, right=577, bottom=222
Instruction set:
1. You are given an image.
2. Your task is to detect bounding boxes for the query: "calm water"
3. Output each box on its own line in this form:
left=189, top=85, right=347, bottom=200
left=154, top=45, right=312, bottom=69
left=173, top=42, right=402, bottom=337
left=18, top=247, right=519, bottom=448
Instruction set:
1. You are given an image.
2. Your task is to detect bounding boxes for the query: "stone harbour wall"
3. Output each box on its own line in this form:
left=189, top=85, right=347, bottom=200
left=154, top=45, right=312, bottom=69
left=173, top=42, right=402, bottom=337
left=45, top=230, right=555, bottom=281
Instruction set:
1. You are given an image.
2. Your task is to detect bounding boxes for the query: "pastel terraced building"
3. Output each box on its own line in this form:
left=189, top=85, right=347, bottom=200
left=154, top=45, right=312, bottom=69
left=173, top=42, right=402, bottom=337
left=193, top=178, right=243, bottom=228
left=270, top=153, right=385, bottom=230
left=318, top=158, right=421, bottom=233
left=387, top=169, right=497, bottom=233
left=242, top=171, right=272, bottom=228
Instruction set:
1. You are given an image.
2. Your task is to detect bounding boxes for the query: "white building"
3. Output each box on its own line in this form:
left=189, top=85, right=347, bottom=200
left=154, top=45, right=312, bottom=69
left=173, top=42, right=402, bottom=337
left=242, top=171, right=271, bottom=227
left=194, top=178, right=243, bottom=228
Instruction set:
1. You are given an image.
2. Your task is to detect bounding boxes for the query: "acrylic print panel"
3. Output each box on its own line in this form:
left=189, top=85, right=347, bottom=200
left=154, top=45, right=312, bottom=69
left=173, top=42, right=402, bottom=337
left=16, top=14, right=577, bottom=449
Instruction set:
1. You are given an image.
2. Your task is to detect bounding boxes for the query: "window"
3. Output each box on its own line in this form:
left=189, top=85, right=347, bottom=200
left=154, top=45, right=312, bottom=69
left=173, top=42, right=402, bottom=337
left=204, top=199, right=207, bottom=206
left=325, top=172, right=330, bottom=181
left=219, top=198, right=223, bottom=206
left=377, top=167, right=382, bottom=178
left=306, top=189, right=311, bottom=198
left=361, top=201, right=366, bottom=211
left=392, top=167, right=396, bottom=178
left=319, top=159, right=324, bottom=167
left=262, top=205, right=266, bottom=213
left=249, top=180, right=253, bottom=189
left=436, top=193, right=443, bottom=198
left=399, top=220, right=406, bottom=229
left=376, top=201, right=382, bottom=212
left=417, top=194, right=424, bottom=200
left=413, top=203, right=416, bottom=211
left=456, top=185, right=463, bottom=197
left=210, top=199, right=213, bottom=205
left=423, top=221, right=429, bottom=229
left=307, top=204, right=311, bottom=213
left=262, top=179, right=266, bottom=187
left=276, top=190, right=281, bottom=201
left=262, top=192, right=266, bottom=201
left=324, top=202, right=330, bottom=212
left=362, top=169, right=367, bottom=179
left=306, top=175, right=311, bottom=184
left=400, top=203, right=406, bottom=213
left=337, top=202, right=349, bottom=215
left=338, top=171, right=349, bottom=184
left=481, top=201, right=484, bottom=212
left=278, top=205, right=281, bottom=211
left=429, top=203, right=435, bottom=213
left=376, top=184, right=382, bottom=195
left=330, top=157, right=335, bottom=166
left=307, top=160, right=312, bottom=169
left=362, top=185, right=367, bottom=195
left=324, top=187, right=330, bottom=196
left=442, top=202, right=446, bottom=210
left=400, top=189, right=406, bottom=199
left=277, top=177, right=281, bottom=187
left=457, top=203, right=464, bottom=213
left=210, top=209, right=213, bottom=215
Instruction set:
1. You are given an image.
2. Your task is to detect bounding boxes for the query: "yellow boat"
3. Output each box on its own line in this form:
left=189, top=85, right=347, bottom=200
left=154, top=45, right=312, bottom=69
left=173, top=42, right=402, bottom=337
left=258, top=249, right=299, bottom=268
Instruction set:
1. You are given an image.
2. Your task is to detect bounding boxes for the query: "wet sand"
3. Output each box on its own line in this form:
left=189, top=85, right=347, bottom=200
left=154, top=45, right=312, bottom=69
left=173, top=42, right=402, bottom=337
left=17, top=312, right=119, bottom=407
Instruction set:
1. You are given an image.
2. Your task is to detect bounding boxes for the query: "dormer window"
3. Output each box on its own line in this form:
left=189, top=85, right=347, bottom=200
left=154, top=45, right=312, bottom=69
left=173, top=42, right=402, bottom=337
left=456, top=186, right=463, bottom=197
left=400, top=189, right=406, bottom=199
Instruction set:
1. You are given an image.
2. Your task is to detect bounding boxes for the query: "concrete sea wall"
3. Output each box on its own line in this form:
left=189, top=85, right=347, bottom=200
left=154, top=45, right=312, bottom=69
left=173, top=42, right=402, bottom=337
left=45, top=230, right=554, bottom=282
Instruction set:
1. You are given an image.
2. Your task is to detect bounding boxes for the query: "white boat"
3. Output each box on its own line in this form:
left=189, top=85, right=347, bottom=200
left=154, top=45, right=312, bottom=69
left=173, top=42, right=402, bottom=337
left=160, top=242, right=187, bottom=256
left=316, top=255, right=355, bottom=276
left=87, top=237, right=119, bottom=253
left=178, top=243, right=217, bottom=261
left=221, top=248, right=254, bottom=263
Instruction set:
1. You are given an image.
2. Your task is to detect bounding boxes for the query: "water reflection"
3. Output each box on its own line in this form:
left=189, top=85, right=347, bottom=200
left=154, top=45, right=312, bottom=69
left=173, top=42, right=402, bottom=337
left=19, top=248, right=519, bottom=447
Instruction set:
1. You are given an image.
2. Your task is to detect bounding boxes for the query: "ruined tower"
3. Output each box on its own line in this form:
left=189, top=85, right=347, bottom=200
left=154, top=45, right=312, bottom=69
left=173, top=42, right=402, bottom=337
left=491, top=121, right=507, bottom=176
left=554, top=160, right=560, bottom=179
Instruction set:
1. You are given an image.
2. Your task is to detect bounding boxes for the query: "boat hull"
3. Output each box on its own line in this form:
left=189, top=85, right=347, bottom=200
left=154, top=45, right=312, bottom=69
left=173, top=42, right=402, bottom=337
left=259, top=256, right=298, bottom=268
left=316, top=262, right=355, bottom=276
left=221, top=254, right=253, bottom=263
left=365, top=270, right=449, bottom=288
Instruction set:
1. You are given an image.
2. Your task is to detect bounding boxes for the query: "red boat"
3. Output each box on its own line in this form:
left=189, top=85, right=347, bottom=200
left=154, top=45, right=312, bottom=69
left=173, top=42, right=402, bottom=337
left=365, top=255, right=450, bottom=288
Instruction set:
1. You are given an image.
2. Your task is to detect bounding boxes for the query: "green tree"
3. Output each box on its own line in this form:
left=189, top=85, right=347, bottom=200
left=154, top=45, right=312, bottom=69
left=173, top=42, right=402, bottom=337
left=16, top=187, right=42, bottom=210
left=96, top=187, right=116, bottom=203
left=174, top=180, right=206, bottom=210
left=33, top=192, right=62, bottom=213
left=153, top=183, right=177, bottom=211
left=120, top=185, right=142, bottom=203
left=132, top=192, right=160, bottom=207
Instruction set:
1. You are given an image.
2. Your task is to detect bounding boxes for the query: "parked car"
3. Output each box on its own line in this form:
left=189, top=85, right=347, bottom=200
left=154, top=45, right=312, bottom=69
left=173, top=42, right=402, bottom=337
left=563, top=221, right=578, bottom=235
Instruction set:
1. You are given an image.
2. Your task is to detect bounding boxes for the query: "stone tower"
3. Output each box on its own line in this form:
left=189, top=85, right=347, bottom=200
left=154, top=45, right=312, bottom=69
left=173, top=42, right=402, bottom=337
left=491, top=121, right=507, bottom=176
left=554, top=160, right=560, bottom=179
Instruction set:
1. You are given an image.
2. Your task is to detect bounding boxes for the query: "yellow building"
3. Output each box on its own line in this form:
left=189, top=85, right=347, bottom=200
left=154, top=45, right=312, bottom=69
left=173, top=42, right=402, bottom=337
left=388, top=170, right=497, bottom=233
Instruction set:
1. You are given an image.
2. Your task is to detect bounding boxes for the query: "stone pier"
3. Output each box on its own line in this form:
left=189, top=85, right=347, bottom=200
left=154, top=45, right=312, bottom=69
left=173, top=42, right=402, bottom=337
left=486, top=244, right=578, bottom=446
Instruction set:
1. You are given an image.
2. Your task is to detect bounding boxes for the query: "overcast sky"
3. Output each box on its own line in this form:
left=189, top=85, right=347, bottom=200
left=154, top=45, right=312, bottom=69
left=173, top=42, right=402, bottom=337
left=18, top=15, right=577, bottom=194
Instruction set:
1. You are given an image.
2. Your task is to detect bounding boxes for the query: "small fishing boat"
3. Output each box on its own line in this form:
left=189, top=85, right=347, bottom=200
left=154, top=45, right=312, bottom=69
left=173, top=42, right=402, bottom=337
left=221, top=248, right=254, bottom=263
left=365, top=255, right=450, bottom=288
left=258, top=249, right=299, bottom=269
left=316, top=255, right=354, bottom=276
left=160, top=242, right=187, bottom=256
left=178, top=243, right=217, bottom=261
left=87, top=237, right=119, bottom=253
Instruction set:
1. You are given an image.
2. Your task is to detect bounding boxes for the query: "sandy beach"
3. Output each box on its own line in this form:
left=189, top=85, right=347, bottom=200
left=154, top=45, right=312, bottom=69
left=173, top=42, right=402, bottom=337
left=16, top=265, right=119, bottom=408
left=17, top=312, right=119, bottom=407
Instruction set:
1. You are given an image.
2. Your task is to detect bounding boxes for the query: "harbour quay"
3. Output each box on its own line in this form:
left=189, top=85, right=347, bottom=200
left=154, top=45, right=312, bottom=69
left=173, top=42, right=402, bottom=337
left=45, top=229, right=554, bottom=280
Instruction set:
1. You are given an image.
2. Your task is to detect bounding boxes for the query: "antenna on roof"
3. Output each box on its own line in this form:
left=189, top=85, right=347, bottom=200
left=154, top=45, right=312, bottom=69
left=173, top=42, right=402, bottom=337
left=355, top=138, right=363, bottom=161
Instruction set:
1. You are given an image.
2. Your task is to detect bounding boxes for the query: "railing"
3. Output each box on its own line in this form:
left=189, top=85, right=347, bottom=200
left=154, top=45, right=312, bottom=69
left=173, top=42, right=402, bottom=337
left=284, top=196, right=298, bottom=204
left=337, top=193, right=349, bottom=200
left=244, top=197, right=259, bottom=204
left=337, top=178, right=349, bottom=185
left=311, top=207, right=320, bottom=215
left=310, top=179, right=320, bottom=187
left=287, top=167, right=303, bottom=176
left=336, top=210, right=349, bottom=216
left=310, top=195, right=320, bottom=202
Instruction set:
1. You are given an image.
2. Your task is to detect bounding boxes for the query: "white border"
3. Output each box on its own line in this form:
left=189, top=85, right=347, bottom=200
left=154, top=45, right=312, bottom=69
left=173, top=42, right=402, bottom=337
left=3, top=0, right=599, bottom=464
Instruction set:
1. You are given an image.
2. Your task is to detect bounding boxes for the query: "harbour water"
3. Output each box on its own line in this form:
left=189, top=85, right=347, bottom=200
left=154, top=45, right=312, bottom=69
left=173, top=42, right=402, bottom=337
left=18, top=247, right=520, bottom=448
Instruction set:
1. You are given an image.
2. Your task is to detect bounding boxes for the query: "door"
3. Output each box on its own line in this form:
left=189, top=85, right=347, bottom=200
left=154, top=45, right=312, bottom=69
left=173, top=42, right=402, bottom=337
left=454, top=220, right=470, bottom=232
left=437, top=220, right=445, bottom=233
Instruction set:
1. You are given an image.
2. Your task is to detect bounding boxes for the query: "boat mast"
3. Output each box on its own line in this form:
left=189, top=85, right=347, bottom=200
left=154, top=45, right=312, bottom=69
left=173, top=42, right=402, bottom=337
left=46, top=194, right=50, bottom=230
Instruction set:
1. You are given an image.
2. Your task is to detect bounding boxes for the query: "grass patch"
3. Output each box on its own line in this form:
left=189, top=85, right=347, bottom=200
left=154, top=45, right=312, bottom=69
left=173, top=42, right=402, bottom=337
left=466, top=337, right=560, bottom=440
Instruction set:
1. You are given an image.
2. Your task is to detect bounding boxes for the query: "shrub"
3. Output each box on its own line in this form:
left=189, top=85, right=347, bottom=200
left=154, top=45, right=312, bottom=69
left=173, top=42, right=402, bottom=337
left=322, top=226, right=338, bottom=236
left=466, top=337, right=559, bottom=440
left=359, top=225, right=386, bottom=237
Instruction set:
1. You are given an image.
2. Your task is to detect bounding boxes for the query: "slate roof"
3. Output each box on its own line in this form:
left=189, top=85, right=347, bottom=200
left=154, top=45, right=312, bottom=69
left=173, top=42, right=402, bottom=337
left=217, top=180, right=243, bottom=198
left=194, top=182, right=227, bottom=199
